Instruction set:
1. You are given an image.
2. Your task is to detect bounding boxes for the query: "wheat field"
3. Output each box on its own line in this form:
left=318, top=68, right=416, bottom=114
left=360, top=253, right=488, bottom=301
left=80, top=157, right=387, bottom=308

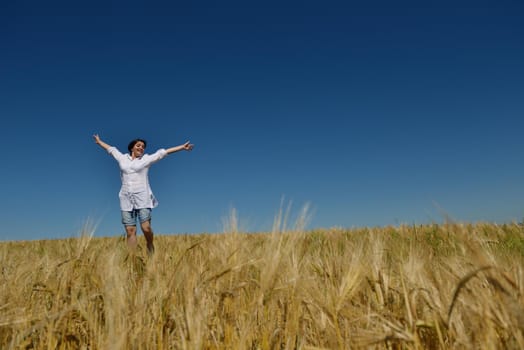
left=1, top=217, right=523, bottom=349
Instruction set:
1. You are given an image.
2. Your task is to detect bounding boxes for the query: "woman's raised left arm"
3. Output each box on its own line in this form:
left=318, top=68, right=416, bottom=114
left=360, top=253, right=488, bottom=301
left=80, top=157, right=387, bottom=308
left=166, top=141, right=194, bottom=155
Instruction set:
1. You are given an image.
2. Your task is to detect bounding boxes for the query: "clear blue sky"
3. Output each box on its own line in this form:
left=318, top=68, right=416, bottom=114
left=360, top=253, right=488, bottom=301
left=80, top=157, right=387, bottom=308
left=1, top=0, right=523, bottom=240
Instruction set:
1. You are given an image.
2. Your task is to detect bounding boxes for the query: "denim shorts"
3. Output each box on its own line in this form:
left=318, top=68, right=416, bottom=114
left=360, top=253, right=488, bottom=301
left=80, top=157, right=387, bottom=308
left=121, top=208, right=152, bottom=226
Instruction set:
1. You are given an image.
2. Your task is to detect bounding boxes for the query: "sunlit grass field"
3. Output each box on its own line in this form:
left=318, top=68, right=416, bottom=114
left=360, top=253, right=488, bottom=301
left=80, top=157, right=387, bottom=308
left=1, top=214, right=523, bottom=349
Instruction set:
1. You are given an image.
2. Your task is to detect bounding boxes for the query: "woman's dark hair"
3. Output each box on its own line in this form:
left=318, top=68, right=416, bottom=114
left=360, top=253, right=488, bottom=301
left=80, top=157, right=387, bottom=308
left=128, top=139, right=147, bottom=153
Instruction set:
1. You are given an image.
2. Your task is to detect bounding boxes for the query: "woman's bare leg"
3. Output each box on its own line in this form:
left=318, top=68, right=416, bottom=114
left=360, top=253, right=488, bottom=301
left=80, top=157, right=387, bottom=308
left=140, top=220, right=155, bottom=254
left=125, top=225, right=138, bottom=250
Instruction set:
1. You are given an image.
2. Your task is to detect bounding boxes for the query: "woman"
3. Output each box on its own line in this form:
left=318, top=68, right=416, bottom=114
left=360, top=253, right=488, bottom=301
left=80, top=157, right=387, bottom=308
left=93, top=134, right=194, bottom=253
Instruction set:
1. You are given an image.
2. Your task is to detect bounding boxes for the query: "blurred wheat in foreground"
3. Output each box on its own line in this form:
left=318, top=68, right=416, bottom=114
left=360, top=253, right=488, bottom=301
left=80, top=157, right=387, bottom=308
left=1, top=221, right=523, bottom=349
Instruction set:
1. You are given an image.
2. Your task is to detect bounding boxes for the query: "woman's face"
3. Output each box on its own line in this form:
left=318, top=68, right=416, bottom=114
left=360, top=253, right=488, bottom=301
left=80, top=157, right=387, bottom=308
left=132, top=141, right=146, bottom=158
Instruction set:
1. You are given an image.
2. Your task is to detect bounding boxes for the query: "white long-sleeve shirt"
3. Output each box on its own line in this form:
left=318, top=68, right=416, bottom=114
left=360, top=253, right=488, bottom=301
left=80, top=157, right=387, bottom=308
left=107, top=147, right=168, bottom=211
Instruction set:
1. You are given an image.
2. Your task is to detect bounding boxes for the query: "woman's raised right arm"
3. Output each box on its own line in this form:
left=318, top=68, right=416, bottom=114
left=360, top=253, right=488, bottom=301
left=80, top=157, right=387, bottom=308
left=93, top=134, right=112, bottom=151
